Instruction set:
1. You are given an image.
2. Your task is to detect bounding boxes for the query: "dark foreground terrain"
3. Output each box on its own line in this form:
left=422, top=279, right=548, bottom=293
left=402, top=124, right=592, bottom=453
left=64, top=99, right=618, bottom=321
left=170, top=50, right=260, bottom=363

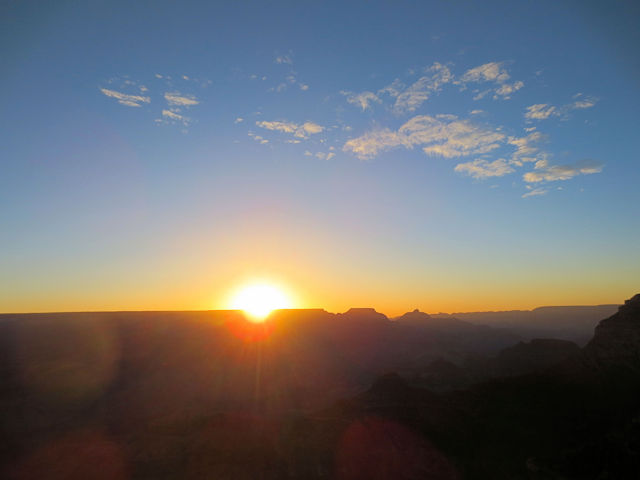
left=1, top=298, right=638, bottom=479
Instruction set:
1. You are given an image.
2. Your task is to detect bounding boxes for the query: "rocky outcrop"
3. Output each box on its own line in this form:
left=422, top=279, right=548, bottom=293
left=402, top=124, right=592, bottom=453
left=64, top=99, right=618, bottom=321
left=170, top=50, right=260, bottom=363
left=583, top=294, right=640, bottom=372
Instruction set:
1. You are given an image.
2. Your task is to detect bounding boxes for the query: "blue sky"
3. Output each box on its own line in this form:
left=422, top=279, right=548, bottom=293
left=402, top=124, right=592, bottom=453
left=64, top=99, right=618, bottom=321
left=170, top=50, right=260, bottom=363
left=1, top=1, right=639, bottom=313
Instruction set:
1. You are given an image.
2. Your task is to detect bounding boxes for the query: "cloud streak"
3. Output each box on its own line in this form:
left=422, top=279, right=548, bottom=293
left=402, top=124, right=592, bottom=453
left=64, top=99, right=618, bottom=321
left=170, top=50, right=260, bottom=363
left=458, top=62, right=524, bottom=100
left=256, top=120, right=324, bottom=139
left=275, top=54, right=293, bottom=65
left=460, top=62, right=511, bottom=83
left=525, top=94, right=597, bottom=121
left=525, top=104, right=557, bottom=120
left=341, top=91, right=381, bottom=111
left=344, top=61, right=523, bottom=116
left=378, top=63, right=454, bottom=114
left=343, top=114, right=505, bottom=160
left=99, top=88, right=150, bottom=107
left=164, top=92, right=199, bottom=107
left=508, top=131, right=545, bottom=165
left=454, top=158, right=514, bottom=179
left=522, top=187, right=548, bottom=198
left=523, top=159, right=604, bottom=182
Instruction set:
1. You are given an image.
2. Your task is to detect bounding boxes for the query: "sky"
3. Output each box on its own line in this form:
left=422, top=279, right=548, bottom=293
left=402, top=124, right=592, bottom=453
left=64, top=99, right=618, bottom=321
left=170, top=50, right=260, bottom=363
left=1, top=0, right=639, bottom=315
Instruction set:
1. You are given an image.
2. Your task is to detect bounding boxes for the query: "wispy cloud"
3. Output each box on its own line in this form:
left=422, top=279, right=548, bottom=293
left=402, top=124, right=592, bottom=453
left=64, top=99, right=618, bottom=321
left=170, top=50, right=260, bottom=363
left=572, top=98, right=597, bottom=109
left=256, top=120, right=324, bottom=139
left=493, top=81, right=523, bottom=99
left=234, top=117, right=244, bottom=124
left=454, top=158, right=514, bottom=179
left=100, top=74, right=208, bottom=130
left=162, top=109, right=183, bottom=120
left=248, top=132, right=269, bottom=144
left=267, top=52, right=313, bottom=92
left=164, top=92, right=199, bottom=107
left=343, top=114, right=505, bottom=160
left=341, top=61, right=521, bottom=117
left=525, top=104, right=558, bottom=120
left=522, top=186, right=548, bottom=198
left=523, top=159, right=604, bottom=182
left=458, top=62, right=524, bottom=100
left=154, top=108, right=193, bottom=127
left=341, top=91, right=381, bottom=111
left=157, top=109, right=191, bottom=127
left=379, top=63, right=454, bottom=114
left=392, top=76, right=433, bottom=113
left=275, top=54, right=293, bottom=65
left=525, top=94, right=597, bottom=121
left=304, top=151, right=335, bottom=160
left=267, top=68, right=309, bottom=93
left=156, top=91, right=200, bottom=128
left=99, top=88, right=150, bottom=107
left=508, top=131, right=545, bottom=166
left=460, top=62, right=511, bottom=83
left=378, top=78, right=405, bottom=98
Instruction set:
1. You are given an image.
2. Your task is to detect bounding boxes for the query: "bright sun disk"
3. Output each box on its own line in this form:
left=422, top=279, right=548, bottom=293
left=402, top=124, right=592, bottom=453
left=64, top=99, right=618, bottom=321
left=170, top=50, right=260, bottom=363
left=230, top=283, right=292, bottom=321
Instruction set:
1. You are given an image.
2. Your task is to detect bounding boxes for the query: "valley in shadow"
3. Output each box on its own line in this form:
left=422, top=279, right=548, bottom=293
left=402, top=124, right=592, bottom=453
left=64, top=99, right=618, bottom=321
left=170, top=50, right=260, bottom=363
left=1, top=297, right=638, bottom=479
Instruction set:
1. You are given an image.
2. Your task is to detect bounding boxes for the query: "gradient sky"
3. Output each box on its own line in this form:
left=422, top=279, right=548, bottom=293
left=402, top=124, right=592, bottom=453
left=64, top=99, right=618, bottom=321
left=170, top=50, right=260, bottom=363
left=2, top=1, right=639, bottom=315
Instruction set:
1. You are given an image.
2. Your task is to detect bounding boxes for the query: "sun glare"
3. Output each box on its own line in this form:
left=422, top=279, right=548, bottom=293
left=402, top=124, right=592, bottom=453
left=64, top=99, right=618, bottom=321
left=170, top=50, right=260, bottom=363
left=229, top=283, right=293, bottom=321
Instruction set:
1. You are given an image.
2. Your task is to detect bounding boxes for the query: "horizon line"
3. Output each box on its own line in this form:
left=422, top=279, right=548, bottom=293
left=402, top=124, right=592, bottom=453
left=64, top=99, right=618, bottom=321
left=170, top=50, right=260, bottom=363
left=0, top=302, right=623, bottom=317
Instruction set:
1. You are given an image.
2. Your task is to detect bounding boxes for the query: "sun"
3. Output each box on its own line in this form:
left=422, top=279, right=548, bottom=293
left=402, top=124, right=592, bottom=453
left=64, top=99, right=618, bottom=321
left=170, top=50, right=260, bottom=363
left=229, top=283, right=293, bottom=322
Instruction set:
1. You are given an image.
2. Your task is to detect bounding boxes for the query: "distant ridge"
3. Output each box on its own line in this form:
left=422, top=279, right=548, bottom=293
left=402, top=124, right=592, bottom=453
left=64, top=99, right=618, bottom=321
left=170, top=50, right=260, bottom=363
left=431, top=304, right=619, bottom=317
left=432, top=304, right=621, bottom=345
left=337, top=308, right=388, bottom=322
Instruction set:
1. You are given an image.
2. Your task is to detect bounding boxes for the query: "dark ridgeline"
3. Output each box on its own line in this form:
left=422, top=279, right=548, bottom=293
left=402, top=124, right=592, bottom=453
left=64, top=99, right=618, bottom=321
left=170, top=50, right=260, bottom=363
left=435, top=304, right=619, bottom=346
left=0, top=296, right=638, bottom=479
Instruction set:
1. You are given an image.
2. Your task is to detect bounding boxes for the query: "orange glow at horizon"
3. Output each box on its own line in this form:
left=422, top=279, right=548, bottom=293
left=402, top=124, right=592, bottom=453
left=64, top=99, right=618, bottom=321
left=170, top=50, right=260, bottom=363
left=228, top=282, right=294, bottom=322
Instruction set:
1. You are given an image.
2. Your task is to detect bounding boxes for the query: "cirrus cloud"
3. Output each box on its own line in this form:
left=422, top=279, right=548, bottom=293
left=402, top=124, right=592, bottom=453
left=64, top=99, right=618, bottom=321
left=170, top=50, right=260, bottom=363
left=99, top=88, right=150, bottom=107
left=343, top=114, right=506, bottom=160
left=523, top=159, right=604, bottom=182
left=524, top=94, right=597, bottom=121
left=256, top=120, right=324, bottom=139
left=458, top=62, right=524, bottom=100
left=341, top=91, right=381, bottom=111
left=454, top=158, right=515, bottom=179
left=460, top=62, right=511, bottom=83
left=164, top=92, right=199, bottom=106
left=522, top=186, right=548, bottom=198
left=380, top=63, right=454, bottom=114
left=525, top=104, right=557, bottom=120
